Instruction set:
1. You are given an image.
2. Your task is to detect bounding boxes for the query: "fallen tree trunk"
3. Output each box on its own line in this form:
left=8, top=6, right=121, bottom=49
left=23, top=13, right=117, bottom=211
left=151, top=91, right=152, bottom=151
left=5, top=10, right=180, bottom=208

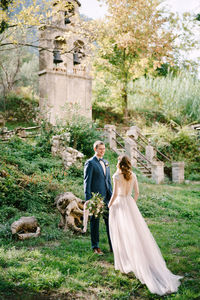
left=11, top=216, right=40, bottom=240
left=55, top=192, right=84, bottom=233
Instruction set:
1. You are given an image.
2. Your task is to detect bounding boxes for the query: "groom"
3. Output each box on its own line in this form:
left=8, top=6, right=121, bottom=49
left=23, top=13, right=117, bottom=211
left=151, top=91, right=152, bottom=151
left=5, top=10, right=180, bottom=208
left=84, top=140, right=113, bottom=255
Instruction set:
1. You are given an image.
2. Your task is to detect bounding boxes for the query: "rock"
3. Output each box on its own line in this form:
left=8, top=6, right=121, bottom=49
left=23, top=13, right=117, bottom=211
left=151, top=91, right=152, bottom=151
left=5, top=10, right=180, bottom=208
left=51, top=132, right=70, bottom=155
left=62, top=147, right=84, bottom=169
left=51, top=133, right=84, bottom=169
left=51, top=133, right=70, bottom=156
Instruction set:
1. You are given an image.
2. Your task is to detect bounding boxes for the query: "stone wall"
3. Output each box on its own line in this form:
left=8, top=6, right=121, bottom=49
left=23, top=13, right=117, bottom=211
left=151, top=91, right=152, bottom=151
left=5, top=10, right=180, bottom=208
left=39, top=70, right=92, bottom=124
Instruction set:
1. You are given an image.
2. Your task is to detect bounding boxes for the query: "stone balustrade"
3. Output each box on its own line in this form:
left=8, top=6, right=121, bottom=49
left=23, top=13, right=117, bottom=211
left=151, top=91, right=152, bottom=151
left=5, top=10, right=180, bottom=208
left=151, top=161, right=164, bottom=184
left=126, top=126, right=140, bottom=140
left=125, top=137, right=138, bottom=168
left=145, top=145, right=156, bottom=164
left=172, top=162, right=185, bottom=183
left=104, top=124, right=117, bottom=150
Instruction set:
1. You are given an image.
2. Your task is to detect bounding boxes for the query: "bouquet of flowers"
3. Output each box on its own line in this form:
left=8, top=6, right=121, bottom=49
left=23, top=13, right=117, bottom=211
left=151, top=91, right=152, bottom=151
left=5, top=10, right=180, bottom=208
left=87, top=192, right=105, bottom=218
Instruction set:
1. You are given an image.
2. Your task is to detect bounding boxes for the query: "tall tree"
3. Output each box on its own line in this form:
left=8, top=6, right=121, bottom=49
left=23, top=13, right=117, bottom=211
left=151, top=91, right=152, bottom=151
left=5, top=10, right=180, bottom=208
left=93, top=0, right=175, bottom=118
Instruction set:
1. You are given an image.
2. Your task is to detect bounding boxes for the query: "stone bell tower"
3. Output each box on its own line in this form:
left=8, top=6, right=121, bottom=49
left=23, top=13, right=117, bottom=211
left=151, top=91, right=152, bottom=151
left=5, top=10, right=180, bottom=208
left=38, top=0, right=92, bottom=124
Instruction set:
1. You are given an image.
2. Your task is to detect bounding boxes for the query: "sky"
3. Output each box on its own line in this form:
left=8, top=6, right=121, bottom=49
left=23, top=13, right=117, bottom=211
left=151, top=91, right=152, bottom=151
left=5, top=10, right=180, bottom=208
left=79, top=0, right=200, bottom=19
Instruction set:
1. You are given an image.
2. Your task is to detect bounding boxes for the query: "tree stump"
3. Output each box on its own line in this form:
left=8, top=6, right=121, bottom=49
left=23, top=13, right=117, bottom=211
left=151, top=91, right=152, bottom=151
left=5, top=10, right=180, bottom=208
left=55, top=192, right=84, bottom=233
left=11, top=216, right=40, bottom=240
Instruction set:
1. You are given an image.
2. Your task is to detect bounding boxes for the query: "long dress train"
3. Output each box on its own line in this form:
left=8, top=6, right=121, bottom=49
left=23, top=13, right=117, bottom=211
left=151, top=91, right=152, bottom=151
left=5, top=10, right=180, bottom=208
left=109, top=172, right=183, bottom=296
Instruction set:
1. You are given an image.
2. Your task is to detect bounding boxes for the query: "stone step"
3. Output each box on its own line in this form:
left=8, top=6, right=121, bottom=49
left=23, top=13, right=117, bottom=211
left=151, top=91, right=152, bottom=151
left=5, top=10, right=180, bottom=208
left=137, top=166, right=151, bottom=172
left=138, top=166, right=149, bottom=170
left=145, top=174, right=152, bottom=178
left=138, top=171, right=152, bottom=178
left=143, top=171, right=151, bottom=174
left=139, top=169, right=151, bottom=172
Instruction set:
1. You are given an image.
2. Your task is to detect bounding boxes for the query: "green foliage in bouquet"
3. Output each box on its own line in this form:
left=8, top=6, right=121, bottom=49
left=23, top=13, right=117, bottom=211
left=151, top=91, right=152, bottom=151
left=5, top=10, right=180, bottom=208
left=87, top=192, right=105, bottom=218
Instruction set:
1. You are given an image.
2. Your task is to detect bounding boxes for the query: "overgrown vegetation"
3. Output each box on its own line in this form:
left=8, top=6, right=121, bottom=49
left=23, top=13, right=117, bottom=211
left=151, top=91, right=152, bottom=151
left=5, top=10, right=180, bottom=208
left=65, top=115, right=103, bottom=157
left=143, top=124, right=200, bottom=180
left=93, top=71, right=200, bottom=126
left=128, top=72, right=200, bottom=125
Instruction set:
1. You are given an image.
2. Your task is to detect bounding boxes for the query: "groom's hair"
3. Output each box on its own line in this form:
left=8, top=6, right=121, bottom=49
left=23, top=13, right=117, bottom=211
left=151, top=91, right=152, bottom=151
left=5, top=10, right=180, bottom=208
left=93, top=140, right=105, bottom=150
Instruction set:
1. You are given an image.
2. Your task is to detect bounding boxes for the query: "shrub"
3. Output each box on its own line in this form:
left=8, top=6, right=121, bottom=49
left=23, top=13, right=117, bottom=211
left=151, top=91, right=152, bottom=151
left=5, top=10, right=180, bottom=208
left=92, top=103, right=123, bottom=125
left=0, top=206, right=19, bottom=223
left=64, top=115, right=104, bottom=157
left=0, top=223, right=12, bottom=241
left=34, top=121, right=57, bottom=156
left=0, top=93, right=38, bottom=123
left=170, top=129, right=200, bottom=161
left=67, top=164, right=84, bottom=178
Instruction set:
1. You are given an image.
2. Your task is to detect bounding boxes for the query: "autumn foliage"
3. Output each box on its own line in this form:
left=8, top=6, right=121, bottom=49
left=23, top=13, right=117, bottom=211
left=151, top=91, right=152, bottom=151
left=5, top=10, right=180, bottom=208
left=91, top=0, right=175, bottom=116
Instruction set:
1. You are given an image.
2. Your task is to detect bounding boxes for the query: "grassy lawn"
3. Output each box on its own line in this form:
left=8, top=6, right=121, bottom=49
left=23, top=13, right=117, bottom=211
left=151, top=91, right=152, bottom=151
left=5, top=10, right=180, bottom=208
left=0, top=138, right=200, bottom=299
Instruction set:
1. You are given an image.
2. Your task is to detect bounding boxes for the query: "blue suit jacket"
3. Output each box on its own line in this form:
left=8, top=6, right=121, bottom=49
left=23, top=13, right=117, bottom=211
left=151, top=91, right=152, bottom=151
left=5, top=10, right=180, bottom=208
left=84, top=156, right=112, bottom=204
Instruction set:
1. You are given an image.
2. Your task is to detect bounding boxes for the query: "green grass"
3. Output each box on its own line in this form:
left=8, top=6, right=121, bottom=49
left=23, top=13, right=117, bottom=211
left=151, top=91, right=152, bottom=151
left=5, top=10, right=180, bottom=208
left=0, top=138, right=200, bottom=299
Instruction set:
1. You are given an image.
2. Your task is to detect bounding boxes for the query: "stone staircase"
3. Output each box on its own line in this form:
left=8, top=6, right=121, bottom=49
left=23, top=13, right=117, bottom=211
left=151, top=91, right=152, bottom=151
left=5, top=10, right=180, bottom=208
left=104, top=125, right=176, bottom=183
left=112, top=147, right=152, bottom=177
left=111, top=128, right=153, bottom=178
left=136, top=156, right=152, bottom=178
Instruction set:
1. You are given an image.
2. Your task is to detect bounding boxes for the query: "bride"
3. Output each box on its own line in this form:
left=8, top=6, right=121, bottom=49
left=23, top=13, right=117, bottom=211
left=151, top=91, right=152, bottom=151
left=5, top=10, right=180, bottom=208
left=108, top=155, right=183, bottom=296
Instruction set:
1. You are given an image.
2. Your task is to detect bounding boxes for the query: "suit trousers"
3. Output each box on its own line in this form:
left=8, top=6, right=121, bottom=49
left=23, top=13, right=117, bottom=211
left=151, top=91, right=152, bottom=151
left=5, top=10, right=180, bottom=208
left=90, top=207, right=113, bottom=251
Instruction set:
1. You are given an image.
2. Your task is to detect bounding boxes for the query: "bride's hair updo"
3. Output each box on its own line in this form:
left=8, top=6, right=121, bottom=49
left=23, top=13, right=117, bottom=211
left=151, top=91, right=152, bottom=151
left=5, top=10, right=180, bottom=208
left=118, top=155, right=132, bottom=181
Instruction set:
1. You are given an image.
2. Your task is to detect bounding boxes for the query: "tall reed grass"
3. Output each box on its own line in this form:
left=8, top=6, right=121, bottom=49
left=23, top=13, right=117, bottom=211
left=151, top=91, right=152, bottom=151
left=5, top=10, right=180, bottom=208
left=128, top=71, right=200, bottom=124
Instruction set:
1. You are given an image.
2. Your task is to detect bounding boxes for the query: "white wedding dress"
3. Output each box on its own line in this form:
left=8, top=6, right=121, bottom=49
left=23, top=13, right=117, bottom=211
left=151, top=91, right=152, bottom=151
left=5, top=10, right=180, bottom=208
left=109, top=172, right=183, bottom=296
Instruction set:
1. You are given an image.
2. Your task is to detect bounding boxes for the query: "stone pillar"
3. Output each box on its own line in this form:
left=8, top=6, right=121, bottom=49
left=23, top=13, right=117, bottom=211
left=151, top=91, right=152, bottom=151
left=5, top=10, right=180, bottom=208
left=104, top=125, right=116, bottom=149
left=172, top=162, right=185, bottom=183
left=125, top=138, right=137, bottom=167
left=151, top=161, right=164, bottom=184
left=126, top=126, right=140, bottom=140
left=145, top=145, right=156, bottom=163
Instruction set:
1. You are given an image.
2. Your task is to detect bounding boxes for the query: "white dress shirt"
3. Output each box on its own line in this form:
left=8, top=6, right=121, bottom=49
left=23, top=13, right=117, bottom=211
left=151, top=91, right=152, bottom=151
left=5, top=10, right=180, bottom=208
left=96, top=156, right=106, bottom=175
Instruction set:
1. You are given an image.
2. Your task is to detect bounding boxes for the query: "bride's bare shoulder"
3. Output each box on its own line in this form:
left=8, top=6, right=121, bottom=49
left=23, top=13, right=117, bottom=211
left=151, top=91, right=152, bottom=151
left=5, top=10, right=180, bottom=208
left=131, top=172, right=137, bottom=180
left=112, top=171, right=121, bottom=180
